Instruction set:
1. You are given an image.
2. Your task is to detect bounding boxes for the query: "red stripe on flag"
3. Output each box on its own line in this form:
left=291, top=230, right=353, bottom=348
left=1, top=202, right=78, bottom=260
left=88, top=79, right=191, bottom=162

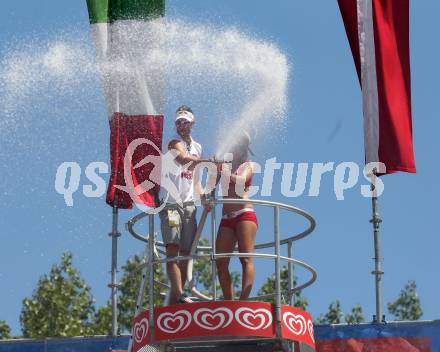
left=338, top=0, right=416, bottom=174
left=338, top=0, right=361, bottom=84
left=106, top=113, right=164, bottom=209
left=373, top=0, right=415, bottom=173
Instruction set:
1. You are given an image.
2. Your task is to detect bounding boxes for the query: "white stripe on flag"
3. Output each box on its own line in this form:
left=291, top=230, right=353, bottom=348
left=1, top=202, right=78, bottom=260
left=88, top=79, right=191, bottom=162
left=90, top=23, right=108, bottom=59
left=107, top=19, right=165, bottom=116
left=357, top=0, right=379, bottom=164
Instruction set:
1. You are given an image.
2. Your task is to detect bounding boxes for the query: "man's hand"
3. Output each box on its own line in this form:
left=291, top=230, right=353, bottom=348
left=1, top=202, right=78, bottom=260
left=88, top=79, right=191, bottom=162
left=201, top=194, right=212, bottom=212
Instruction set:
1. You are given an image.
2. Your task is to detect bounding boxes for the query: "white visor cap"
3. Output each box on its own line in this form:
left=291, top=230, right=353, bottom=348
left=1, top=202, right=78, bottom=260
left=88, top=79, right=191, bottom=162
left=175, top=110, right=195, bottom=123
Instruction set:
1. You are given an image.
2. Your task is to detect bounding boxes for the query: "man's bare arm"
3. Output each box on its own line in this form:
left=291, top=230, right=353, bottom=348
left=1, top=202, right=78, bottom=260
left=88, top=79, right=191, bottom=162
left=168, top=140, right=200, bottom=169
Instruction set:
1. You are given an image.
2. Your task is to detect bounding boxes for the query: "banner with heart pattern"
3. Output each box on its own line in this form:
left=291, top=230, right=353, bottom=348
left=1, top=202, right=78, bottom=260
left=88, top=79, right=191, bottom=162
left=281, top=305, right=314, bottom=347
left=131, top=314, right=151, bottom=352
left=132, top=301, right=314, bottom=352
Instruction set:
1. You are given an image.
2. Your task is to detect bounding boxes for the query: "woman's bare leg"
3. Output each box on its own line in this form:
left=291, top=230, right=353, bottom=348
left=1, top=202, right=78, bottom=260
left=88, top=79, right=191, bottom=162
left=236, top=220, right=257, bottom=300
left=215, top=226, right=236, bottom=300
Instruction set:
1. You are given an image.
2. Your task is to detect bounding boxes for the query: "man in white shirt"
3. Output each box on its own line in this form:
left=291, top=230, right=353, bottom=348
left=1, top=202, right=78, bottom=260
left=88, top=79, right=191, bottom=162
left=159, top=105, right=204, bottom=304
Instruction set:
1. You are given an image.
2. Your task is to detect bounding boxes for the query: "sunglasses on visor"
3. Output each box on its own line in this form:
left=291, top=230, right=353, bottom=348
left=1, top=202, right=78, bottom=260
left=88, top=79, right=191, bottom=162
left=176, top=119, right=191, bottom=125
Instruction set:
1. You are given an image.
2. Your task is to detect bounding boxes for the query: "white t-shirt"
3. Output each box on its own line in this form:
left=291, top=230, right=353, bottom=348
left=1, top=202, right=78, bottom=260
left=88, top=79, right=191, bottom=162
left=159, top=134, right=202, bottom=205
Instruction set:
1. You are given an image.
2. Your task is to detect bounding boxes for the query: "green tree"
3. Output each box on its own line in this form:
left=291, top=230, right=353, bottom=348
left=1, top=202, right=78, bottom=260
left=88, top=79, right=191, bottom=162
left=345, top=304, right=365, bottom=324
left=316, top=301, right=365, bottom=324
left=91, top=304, right=112, bottom=335
left=20, top=253, right=95, bottom=338
left=257, top=266, right=308, bottom=310
left=92, top=253, right=166, bottom=334
left=315, top=300, right=343, bottom=324
left=118, top=254, right=166, bottom=331
left=0, top=320, right=11, bottom=339
left=388, top=280, right=423, bottom=321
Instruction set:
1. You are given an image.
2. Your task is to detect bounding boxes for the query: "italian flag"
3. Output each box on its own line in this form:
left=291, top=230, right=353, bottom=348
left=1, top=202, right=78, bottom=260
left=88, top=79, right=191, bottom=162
left=338, top=0, right=416, bottom=174
left=86, top=0, right=165, bottom=208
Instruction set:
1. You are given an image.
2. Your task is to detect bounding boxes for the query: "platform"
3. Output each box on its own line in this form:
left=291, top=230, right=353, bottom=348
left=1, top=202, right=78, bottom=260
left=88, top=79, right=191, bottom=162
left=131, top=301, right=314, bottom=351
left=125, top=198, right=317, bottom=352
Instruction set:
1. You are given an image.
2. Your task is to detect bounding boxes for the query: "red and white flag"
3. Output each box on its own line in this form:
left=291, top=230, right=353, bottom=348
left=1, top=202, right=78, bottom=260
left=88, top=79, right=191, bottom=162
left=86, top=0, right=165, bottom=208
left=338, top=0, right=416, bottom=174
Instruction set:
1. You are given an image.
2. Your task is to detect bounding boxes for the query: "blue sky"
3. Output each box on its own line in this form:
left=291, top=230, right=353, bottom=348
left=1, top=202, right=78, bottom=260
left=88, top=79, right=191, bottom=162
left=1, top=0, right=439, bottom=335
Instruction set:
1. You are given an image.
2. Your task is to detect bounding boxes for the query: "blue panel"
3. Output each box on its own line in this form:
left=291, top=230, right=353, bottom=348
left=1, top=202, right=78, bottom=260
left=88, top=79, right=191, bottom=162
left=0, top=336, right=130, bottom=352
left=1, top=323, right=440, bottom=352
left=315, top=321, right=440, bottom=352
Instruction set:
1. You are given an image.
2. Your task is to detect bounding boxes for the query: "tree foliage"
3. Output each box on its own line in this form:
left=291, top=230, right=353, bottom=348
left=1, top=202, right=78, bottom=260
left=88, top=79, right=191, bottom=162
left=258, top=266, right=308, bottom=310
left=20, top=253, right=95, bottom=338
left=388, top=280, right=423, bottom=321
left=316, top=280, right=423, bottom=324
left=90, top=303, right=113, bottom=335
left=345, top=304, right=365, bottom=324
left=20, top=250, right=424, bottom=338
left=316, top=301, right=365, bottom=324
left=92, top=253, right=167, bottom=334
left=316, top=300, right=343, bottom=324
left=0, top=320, right=11, bottom=340
left=117, top=254, right=166, bottom=331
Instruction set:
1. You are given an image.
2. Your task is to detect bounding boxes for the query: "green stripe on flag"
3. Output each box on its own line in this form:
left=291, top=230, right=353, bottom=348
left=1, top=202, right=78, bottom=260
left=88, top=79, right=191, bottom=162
left=109, top=0, right=165, bottom=22
left=86, top=0, right=109, bottom=24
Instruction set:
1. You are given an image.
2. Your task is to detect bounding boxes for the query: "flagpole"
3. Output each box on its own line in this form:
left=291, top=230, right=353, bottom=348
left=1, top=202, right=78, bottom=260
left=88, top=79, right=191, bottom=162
left=370, top=169, right=383, bottom=323
left=109, top=196, right=121, bottom=336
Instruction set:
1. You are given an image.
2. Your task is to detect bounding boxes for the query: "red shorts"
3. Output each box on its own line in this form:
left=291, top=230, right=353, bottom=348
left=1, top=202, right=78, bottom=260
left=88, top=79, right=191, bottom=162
left=219, top=210, right=258, bottom=230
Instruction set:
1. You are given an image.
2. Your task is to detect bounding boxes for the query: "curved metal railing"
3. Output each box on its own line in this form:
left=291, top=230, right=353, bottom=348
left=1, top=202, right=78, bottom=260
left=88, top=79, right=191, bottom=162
left=127, top=196, right=316, bottom=306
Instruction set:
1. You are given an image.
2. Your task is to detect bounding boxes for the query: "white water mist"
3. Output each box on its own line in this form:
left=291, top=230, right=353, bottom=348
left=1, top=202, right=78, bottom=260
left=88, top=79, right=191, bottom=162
left=0, top=20, right=289, bottom=154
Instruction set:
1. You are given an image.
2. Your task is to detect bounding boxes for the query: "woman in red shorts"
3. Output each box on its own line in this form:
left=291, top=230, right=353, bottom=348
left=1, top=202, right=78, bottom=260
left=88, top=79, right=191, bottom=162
left=215, top=132, right=258, bottom=300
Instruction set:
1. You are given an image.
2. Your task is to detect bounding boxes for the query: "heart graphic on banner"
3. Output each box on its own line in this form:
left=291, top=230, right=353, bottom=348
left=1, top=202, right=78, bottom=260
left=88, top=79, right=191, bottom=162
left=235, top=307, right=272, bottom=330
left=133, top=318, right=149, bottom=343
left=282, top=312, right=306, bottom=335
left=193, top=307, right=234, bottom=330
left=157, top=310, right=192, bottom=334
left=307, top=319, right=314, bottom=342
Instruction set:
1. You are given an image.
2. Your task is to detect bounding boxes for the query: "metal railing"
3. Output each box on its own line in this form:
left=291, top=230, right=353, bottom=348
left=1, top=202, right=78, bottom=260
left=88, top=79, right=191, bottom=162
left=126, top=197, right=316, bottom=345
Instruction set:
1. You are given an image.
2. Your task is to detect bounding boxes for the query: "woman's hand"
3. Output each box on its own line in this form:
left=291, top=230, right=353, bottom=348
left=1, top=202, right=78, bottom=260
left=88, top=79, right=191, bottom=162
left=201, top=194, right=212, bottom=212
